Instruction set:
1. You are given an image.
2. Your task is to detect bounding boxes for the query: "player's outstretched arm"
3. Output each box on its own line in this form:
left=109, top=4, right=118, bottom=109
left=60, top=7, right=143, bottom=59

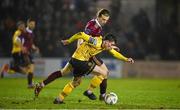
left=61, top=32, right=89, bottom=45
left=61, top=32, right=99, bottom=46
left=109, top=49, right=134, bottom=64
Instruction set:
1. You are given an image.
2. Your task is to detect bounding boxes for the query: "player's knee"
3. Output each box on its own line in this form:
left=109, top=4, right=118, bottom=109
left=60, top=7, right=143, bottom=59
left=72, top=81, right=80, bottom=88
left=60, top=68, right=70, bottom=76
left=28, top=68, right=33, bottom=73
left=102, top=70, right=109, bottom=78
left=60, top=69, right=66, bottom=76
left=20, top=67, right=28, bottom=74
left=72, top=78, right=82, bottom=87
left=100, top=63, right=109, bottom=72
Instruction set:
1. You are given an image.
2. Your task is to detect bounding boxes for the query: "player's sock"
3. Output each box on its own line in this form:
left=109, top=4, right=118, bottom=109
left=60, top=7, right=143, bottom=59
left=100, top=78, right=107, bottom=95
left=27, top=72, right=33, bottom=86
left=59, top=82, right=74, bottom=101
left=88, top=75, right=104, bottom=92
left=43, top=71, right=62, bottom=86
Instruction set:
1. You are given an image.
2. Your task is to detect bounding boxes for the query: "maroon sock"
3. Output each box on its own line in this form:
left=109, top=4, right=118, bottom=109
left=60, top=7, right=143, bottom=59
left=100, top=79, right=107, bottom=94
left=43, top=71, right=62, bottom=86
left=27, top=73, right=33, bottom=85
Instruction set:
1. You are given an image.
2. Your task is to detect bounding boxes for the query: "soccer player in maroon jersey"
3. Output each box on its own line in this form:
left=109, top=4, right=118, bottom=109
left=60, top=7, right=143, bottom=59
left=79, top=9, right=118, bottom=100
left=23, top=18, right=39, bottom=88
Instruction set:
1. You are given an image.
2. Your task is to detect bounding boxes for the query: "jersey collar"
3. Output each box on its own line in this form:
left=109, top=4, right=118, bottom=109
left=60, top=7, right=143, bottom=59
left=95, top=19, right=102, bottom=28
left=26, top=27, right=33, bottom=33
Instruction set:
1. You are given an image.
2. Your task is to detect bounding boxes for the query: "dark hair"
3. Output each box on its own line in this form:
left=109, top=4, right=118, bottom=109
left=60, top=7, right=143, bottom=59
left=16, top=21, right=25, bottom=27
left=104, top=33, right=117, bottom=43
left=97, top=9, right=110, bottom=17
left=27, top=18, right=35, bottom=23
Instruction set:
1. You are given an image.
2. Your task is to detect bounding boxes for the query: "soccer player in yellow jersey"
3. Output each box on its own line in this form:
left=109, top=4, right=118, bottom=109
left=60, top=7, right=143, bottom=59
left=0, top=21, right=28, bottom=77
left=35, top=32, right=134, bottom=104
left=0, top=21, right=36, bottom=87
left=1, top=19, right=39, bottom=88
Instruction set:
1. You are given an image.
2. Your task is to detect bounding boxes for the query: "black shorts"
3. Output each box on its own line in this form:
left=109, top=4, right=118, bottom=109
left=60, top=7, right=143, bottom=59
left=90, top=55, right=103, bottom=66
left=69, top=58, right=96, bottom=77
left=12, top=52, right=33, bottom=67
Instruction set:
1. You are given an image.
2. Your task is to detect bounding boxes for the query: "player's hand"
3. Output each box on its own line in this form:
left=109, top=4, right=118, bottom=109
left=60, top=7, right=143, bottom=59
left=34, top=47, right=40, bottom=54
left=32, top=45, right=40, bottom=54
left=127, top=58, right=134, bottom=64
left=61, top=40, right=69, bottom=45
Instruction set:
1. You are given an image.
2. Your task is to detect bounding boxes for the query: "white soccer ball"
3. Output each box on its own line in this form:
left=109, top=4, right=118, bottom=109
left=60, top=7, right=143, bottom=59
left=104, top=92, right=118, bottom=105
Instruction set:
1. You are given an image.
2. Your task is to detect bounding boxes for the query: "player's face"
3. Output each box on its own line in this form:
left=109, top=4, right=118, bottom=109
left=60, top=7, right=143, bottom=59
left=19, top=24, right=26, bottom=32
left=98, top=14, right=109, bottom=26
left=28, top=21, right=36, bottom=30
left=102, top=40, right=115, bottom=50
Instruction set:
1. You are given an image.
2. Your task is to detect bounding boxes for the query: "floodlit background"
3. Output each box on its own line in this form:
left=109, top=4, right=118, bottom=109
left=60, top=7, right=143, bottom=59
left=0, top=0, right=180, bottom=78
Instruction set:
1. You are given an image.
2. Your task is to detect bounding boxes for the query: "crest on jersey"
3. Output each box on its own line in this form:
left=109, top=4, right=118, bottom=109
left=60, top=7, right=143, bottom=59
left=88, top=62, right=92, bottom=66
left=88, top=37, right=97, bottom=45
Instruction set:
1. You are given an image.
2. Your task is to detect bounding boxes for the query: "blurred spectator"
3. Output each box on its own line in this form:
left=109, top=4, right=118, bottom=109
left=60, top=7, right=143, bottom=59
left=0, top=0, right=179, bottom=60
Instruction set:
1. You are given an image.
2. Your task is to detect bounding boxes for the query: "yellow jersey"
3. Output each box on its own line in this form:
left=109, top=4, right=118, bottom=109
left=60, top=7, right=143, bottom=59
left=11, top=30, right=24, bottom=54
left=72, top=36, right=104, bottom=61
left=67, top=32, right=128, bottom=62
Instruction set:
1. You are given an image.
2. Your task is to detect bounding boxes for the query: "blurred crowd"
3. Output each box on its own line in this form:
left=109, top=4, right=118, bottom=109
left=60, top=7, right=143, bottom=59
left=0, top=0, right=179, bottom=60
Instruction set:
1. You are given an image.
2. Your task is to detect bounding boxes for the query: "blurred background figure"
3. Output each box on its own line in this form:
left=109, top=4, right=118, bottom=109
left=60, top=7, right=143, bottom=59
left=0, top=0, right=179, bottom=60
left=0, top=18, right=39, bottom=88
left=0, top=0, right=180, bottom=79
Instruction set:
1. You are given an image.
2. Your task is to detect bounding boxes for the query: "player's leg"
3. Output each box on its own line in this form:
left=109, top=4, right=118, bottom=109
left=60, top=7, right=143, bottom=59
left=54, top=76, right=82, bottom=104
left=0, top=64, right=9, bottom=78
left=41, top=62, right=72, bottom=86
left=0, top=63, right=29, bottom=78
left=22, top=54, right=34, bottom=88
left=99, top=63, right=108, bottom=100
left=85, top=56, right=108, bottom=100
left=34, top=62, right=73, bottom=97
left=0, top=53, right=28, bottom=78
left=84, top=65, right=109, bottom=100
left=0, top=54, right=20, bottom=78
left=11, top=53, right=29, bottom=74
left=27, top=63, right=35, bottom=88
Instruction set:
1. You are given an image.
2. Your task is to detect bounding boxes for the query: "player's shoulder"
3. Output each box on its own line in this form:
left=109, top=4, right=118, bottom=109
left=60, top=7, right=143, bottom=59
left=86, top=19, right=96, bottom=25
left=14, top=30, right=22, bottom=36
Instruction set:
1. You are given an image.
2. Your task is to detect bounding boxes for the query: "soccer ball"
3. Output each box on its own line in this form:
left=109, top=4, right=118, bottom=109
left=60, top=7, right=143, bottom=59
left=104, top=92, right=118, bottom=105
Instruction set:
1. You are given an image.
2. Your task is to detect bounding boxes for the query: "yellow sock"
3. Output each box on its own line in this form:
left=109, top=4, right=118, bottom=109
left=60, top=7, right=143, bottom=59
left=88, top=75, right=104, bottom=91
left=59, top=82, right=74, bottom=100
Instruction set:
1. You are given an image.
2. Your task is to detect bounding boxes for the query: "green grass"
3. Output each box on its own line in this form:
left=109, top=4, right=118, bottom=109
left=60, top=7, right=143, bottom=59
left=0, top=78, right=180, bottom=109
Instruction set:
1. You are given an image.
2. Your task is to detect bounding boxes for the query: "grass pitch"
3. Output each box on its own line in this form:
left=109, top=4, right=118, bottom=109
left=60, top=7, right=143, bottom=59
left=0, top=78, right=180, bottom=109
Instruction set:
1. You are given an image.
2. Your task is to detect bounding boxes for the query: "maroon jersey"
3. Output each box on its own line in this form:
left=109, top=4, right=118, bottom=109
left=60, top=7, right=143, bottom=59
left=23, top=28, right=34, bottom=51
left=84, top=19, right=102, bottom=37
